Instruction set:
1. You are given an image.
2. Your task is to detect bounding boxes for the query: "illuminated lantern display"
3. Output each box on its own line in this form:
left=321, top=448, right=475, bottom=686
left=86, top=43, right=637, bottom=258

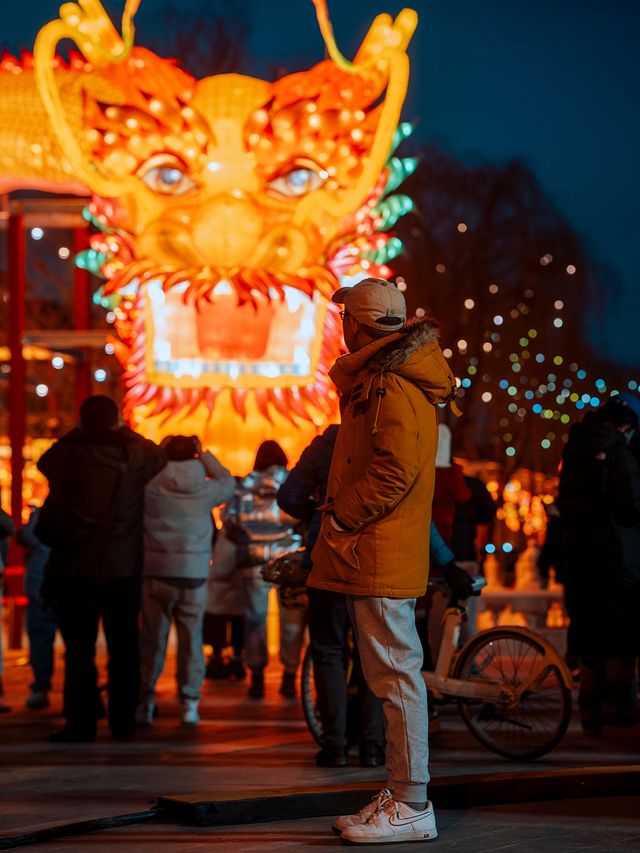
left=0, top=0, right=418, bottom=471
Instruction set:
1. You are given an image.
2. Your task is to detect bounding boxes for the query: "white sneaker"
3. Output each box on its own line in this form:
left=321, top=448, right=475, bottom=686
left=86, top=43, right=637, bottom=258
left=181, top=699, right=200, bottom=725
left=340, top=798, right=437, bottom=845
left=332, top=789, right=393, bottom=835
left=135, top=701, right=155, bottom=726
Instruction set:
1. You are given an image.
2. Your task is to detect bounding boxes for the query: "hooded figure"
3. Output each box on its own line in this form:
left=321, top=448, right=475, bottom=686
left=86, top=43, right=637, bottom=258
left=137, top=435, right=234, bottom=727
left=309, top=278, right=464, bottom=844
left=143, top=436, right=234, bottom=579
left=309, top=312, right=457, bottom=597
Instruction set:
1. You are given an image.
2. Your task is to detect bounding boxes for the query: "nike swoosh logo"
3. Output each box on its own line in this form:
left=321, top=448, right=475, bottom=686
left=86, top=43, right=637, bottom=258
left=388, top=811, right=434, bottom=827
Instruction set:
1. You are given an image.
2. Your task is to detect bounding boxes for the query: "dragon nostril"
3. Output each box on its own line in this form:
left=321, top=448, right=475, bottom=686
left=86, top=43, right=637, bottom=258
left=191, top=196, right=262, bottom=266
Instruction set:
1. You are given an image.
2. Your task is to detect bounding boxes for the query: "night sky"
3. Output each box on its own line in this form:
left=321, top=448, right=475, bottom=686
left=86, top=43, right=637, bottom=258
left=6, top=0, right=639, bottom=367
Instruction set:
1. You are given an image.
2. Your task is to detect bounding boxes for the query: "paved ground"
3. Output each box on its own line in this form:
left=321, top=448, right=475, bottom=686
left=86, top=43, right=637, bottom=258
left=1, top=641, right=639, bottom=851
left=4, top=797, right=639, bottom=852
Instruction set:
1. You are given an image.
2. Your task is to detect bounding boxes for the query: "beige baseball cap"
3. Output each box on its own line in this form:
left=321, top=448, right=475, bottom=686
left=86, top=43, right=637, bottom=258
left=331, top=277, right=406, bottom=332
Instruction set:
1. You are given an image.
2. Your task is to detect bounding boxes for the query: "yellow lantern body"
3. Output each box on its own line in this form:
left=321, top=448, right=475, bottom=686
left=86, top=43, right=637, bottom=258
left=0, top=1, right=417, bottom=471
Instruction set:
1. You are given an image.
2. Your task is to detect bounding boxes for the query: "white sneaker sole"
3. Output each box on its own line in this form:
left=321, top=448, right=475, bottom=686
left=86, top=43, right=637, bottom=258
left=341, top=828, right=438, bottom=845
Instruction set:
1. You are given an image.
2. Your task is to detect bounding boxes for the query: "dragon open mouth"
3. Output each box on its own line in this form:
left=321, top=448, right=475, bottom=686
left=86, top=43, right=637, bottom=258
left=144, top=279, right=329, bottom=389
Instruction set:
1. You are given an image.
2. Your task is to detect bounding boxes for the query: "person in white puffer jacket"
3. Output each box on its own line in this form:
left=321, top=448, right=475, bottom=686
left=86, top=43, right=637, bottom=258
left=137, top=435, right=234, bottom=726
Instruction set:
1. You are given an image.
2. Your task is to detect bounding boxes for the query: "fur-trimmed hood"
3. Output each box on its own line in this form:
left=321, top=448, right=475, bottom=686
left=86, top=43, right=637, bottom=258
left=367, top=319, right=440, bottom=372
left=329, top=319, right=454, bottom=406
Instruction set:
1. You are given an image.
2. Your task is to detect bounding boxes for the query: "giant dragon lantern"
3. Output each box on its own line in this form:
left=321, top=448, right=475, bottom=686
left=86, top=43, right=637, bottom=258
left=0, top=0, right=418, bottom=471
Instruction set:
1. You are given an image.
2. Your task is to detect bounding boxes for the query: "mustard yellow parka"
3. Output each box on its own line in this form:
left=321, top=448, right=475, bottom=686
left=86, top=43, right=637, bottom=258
left=308, top=320, right=456, bottom=598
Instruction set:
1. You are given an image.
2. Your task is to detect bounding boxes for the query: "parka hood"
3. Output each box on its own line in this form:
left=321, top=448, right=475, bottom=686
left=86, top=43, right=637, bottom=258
left=367, top=319, right=440, bottom=372
left=148, top=458, right=208, bottom=495
left=330, top=319, right=455, bottom=405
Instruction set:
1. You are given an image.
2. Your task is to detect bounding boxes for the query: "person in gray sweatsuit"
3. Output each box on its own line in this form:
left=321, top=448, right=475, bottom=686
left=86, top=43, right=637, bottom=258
left=137, top=435, right=234, bottom=726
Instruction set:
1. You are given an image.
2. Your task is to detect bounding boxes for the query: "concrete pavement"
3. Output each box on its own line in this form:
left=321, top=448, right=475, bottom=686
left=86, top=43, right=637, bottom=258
left=1, top=641, right=639, bottom=851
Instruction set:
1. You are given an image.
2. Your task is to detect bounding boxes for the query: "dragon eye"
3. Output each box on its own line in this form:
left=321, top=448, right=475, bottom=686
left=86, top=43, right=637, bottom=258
left=267, top=163, right=327, bottom=199
left=138, top=157, right=197, bottom=196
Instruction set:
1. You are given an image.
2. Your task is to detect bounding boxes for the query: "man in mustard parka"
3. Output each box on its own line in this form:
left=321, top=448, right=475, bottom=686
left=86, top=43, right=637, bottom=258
left=309, top=277, right=464, bottom=845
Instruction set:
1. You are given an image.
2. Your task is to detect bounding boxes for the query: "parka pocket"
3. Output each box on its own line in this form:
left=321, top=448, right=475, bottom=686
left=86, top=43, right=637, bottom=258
left=321, top=516, right=361, bottom=572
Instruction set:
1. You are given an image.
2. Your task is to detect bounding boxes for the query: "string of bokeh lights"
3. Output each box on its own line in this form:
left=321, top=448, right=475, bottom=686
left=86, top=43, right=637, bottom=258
left=394, top=224, right=639, bottom=459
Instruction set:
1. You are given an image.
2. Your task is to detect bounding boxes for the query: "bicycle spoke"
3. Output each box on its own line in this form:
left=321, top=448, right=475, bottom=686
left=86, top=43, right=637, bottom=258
left=455, top=630, right=571, bottom=760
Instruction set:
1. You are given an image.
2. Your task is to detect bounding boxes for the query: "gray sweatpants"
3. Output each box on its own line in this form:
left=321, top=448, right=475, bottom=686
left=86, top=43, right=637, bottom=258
left=139, top=578, right=208, bottom=702
left=347, top=596, right=429, bottom=804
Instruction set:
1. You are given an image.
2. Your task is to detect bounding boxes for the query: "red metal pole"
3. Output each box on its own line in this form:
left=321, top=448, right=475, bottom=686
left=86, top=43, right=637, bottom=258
left=8, top=213, right=26, bottom=527
left=73, top=227, right=91, bottom=416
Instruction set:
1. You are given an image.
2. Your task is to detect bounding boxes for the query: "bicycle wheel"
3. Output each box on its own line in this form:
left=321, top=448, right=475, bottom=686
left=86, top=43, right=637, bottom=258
left=452, top=628, right=572, bottom=760
left=300, top=644, right=323, bottom=746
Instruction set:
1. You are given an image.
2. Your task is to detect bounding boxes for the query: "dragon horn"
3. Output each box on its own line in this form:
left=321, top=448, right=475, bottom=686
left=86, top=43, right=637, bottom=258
left=295, top=0, right=418, bottom=224
left=34, top=0, right=141, bottom=197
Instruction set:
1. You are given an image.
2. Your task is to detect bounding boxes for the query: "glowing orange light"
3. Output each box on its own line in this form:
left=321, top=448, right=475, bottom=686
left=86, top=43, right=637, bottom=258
left=0, top=0, right=418, bottom=471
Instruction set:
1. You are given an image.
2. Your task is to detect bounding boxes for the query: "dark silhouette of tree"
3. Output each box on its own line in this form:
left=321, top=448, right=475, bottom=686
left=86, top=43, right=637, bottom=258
left=135, top=0, right=251, bottom=77
left=393, top=145, right=634, bottom=475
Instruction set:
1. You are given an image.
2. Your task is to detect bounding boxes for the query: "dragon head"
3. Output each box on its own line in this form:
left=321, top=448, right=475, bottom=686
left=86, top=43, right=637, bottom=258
left=33, top=0, right=418, bottom=470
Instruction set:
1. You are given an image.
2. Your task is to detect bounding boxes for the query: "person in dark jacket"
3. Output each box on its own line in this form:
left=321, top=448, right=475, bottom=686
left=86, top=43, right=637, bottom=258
left=619, top=392, right=640, bottom=468
left=277, top=426, right=339, bottom=570
left=0, top=507, right=15, bottom=712
left=36, top=395, right=166, bottom=742
left=16, top=507, right=56, bottom=709
left=558, top=398, right=640, bottom=734
left=278, top=425, right=386, bottom=768
left=537, top=501, right=579, bottom=672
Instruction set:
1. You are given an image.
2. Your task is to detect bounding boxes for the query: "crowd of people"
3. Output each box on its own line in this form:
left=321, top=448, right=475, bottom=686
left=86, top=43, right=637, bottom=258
left=0, top=277, right=639, bottom=845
